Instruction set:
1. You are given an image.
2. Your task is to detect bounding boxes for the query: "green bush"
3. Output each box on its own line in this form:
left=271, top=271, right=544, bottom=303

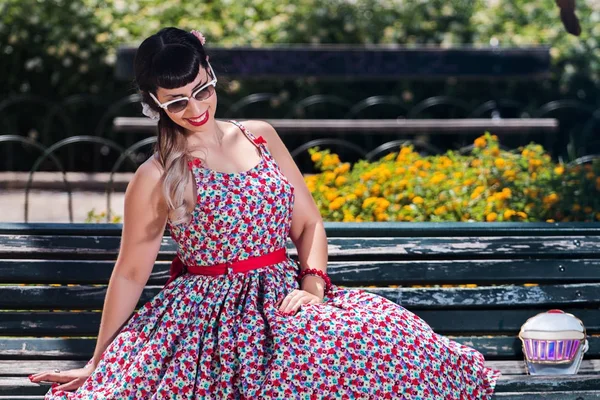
left=1, top=0, right=598, bottom=112
left=0, top=0, right=117, bottom=98
left=305, top=132, right=600, bottom=222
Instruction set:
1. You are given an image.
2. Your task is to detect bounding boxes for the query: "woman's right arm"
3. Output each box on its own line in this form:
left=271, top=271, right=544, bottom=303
left=91, top=156, right=168, bottom=367
left=30, top=157, right=168, bottom=390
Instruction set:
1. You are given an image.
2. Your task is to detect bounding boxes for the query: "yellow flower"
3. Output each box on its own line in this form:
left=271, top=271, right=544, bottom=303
left=554, top=165, right=564, bottom=175
left=584, top=206, right=593, bottom=214
left=376, top=213, right=390, bottom=221
left=412, top=196, right=424, bottom=205
left=474, top=137, right=487, bottom=148
left=434, top=206, right=447, bottom=216
left=322, top=153, right=341, bottom=169
left=500, top=188, right=512, bottom=199
left=354, top=184, right=367, bottom=197
left=325, top=191, right=338, bottom=202
left=504, top=210, right=516, bottom=219
left=517, top=211, right=528, bottom=219
left=546, top=219, right=555, bottom=223
left=343, top=211, right=355, bottom=222
left=572, top=204, right=581, bottom=212
left=311, top=152, right=322, bottom=162
left=362, top=197, right=378, bottom=209
left=328, top=197, right=345, bottom=211
left=430, top=173, right=447, bottom=185
left=334, top=163, right=350, bottom=175
left=494, top=158, right=506, bottom=169
left=323, top=172, right=336, bottom=184
left=334, top=176, right=347, bottom=187
left=375, top=199, right=391, bottom=215
left=486, top=212, right=498, bottom=222
left=471, top=159, right=482, bottom=168
left=543, top=193, right=559, bottom=205
left=470, top=186, right=485, bottom=200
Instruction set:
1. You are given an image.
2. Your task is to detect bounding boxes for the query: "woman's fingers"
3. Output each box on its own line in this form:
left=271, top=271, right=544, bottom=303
left=278, top=289, right=301, bottom=312
left=53, top=377, right=86, bottom=392
left=30, top=371, right=69, bottom=384
left=280, top=292, right=318, bottom=314
left=278, top=290, right=324, bottom=314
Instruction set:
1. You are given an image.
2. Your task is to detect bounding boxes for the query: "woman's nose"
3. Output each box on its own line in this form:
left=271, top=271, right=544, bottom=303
left=186, top=99, right=204, bottom=116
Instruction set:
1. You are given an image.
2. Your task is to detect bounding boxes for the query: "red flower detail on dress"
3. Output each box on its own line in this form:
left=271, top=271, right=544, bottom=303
left=255, top=135, right=267, bottom=145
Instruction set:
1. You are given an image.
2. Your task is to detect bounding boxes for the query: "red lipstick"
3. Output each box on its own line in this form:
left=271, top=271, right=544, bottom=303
left=185, top=110, right=209, bottom=127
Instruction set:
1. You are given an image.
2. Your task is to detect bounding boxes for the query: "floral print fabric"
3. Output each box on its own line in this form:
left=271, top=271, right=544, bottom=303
left=45, top=120, right=499, bottom=399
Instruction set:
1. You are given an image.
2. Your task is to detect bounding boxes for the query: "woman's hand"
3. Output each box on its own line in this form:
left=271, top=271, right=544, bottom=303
left=277, top=289, right=323, bottom=315
left=29, top=363, right=95, bottom=392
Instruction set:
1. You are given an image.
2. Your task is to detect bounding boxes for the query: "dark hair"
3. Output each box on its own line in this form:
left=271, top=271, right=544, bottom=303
left=133, top=27, right=210, bottom=224
left=134, top=27, right=209, bottom=103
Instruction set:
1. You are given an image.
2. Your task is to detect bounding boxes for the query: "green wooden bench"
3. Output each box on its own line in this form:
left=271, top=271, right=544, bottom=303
left=1, top=222, right=600, bottom=399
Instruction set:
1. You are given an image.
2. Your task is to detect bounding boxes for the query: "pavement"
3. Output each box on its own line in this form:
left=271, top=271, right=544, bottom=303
left=0, top=172, right=130, bottom=223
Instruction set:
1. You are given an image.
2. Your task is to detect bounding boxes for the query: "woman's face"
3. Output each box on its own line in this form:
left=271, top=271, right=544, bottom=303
left=154, top=63, right=217, bottom=132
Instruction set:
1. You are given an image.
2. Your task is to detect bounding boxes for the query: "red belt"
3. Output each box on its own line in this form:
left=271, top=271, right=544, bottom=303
left=165, top=248, right=288, bottom=286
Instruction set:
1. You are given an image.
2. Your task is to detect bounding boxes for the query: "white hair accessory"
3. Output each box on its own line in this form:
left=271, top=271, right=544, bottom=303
left=141, top=102, right=160, bottom=120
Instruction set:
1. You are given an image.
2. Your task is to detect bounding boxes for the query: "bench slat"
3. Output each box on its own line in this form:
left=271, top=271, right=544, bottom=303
left=2, top=222, right=600, bottom=237
left=1, top=284, right=599, bottom=310
left=496, top=374, right=600, bottom=393
left=487, top=360, right=600, bottom=376
left=8, top=360, right=597, bottom=378
left=5, top=360, right=598, bottom=376
left=1, top=336, right=599, bottom=360
left=2, top=369, right=600, bottom=396
left=0, top=222, right=600, bottom=239
left=3, top=259, right=600, bottom=285
left=494, top=391, right=600, bottom=399
left=2, top=309, right=600, bottom=336
left=2, top=235, right=600, bottom=260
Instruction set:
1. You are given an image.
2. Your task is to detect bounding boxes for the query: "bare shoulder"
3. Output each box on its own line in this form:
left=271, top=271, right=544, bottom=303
left=238, top=120, right=280, bottom=144
left=135, top=153, right=164, bottom=182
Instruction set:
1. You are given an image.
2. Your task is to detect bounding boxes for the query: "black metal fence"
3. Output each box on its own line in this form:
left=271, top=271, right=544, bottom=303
left=2, top=93, right=599, bottom=172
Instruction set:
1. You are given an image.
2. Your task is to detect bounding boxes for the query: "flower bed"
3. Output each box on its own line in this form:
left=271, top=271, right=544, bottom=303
left=305, top=133, right=600, bottom=222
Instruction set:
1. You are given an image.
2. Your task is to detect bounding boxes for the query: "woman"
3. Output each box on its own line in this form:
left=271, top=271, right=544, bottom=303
left=30, top=27, right=499, bottom=399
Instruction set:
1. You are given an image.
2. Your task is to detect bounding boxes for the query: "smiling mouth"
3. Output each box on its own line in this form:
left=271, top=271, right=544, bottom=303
left=185, top=110, right=209, bottom=126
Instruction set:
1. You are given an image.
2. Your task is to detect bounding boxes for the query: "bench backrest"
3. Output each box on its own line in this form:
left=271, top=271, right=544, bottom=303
left=116, top=46, right=551, bottom=81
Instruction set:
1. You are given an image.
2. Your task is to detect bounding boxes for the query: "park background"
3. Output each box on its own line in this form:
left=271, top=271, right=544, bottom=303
left=1, top=0, right=599, bottom=223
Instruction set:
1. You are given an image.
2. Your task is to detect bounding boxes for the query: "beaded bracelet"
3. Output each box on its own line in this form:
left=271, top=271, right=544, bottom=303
left=297, top=268, right=333, bottom=297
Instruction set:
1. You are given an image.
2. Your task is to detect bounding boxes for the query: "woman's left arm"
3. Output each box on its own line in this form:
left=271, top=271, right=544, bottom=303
left=247, top=120, right=328, bottom=302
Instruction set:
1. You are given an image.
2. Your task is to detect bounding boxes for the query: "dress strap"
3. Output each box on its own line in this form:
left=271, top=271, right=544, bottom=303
left=229, top=120, right=268, bottom=150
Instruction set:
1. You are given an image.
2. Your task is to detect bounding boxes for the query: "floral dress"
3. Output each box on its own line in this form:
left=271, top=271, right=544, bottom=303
left=45, top=120, right=500, bottom=399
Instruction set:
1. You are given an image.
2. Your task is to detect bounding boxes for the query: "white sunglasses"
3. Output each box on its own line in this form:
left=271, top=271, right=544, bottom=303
left=149, top=62, right=217, bottom=113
